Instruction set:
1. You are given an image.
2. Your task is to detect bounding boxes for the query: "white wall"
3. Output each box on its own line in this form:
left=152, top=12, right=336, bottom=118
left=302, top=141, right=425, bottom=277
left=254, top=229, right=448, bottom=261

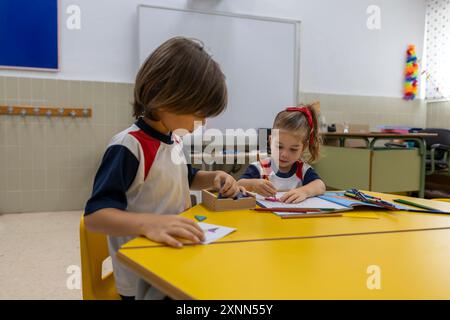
left=0, top=0, right=426, bottom=98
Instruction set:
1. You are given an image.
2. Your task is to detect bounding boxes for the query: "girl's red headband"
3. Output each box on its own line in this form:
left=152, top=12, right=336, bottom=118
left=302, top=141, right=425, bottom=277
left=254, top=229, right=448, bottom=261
left=285, top=106, right=314, bottom=145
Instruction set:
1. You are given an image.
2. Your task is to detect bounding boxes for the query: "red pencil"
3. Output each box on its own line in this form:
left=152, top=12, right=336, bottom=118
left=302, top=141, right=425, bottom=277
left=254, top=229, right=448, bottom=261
left=253, top=207, right=322, bottom=213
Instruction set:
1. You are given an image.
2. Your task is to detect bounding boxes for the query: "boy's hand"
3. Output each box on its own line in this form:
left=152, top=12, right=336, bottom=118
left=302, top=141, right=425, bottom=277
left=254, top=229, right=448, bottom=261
left=252, top=179, right=277, bottom=197
left=213, top=171, right=244, bottom=198
left=140, top=214, right=205, bottom=248
left=279, top=188, right=308, bottom=204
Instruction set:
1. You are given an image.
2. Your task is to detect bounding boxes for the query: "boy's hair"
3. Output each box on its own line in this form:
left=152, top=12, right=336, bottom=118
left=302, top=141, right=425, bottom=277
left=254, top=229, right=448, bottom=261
left=133, top=37, right=228, bottom=120
left=273, top=104, right=322, bottom=163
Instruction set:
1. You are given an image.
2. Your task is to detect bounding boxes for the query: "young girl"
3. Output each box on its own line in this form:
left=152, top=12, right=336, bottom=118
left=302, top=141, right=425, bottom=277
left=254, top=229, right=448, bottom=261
left=238, top=105, right=326, bottom=203
left=84, top=37, right=243, bottom=299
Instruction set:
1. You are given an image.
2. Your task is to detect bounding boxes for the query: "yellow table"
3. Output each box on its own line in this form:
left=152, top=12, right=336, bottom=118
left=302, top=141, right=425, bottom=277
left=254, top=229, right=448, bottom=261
left=117, top=193, right=450, bottom=299
left=118, top=229, right=450, bottom=299
left=122, top=192, right=450, bottom=249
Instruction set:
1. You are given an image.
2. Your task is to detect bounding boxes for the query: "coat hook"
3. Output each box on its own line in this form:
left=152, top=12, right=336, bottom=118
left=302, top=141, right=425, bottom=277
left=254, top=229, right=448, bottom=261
left=58, top=107, right=65, bottom=116
left=33, top=107, right=40, bottom=115
left=20, top=109, right=27, bottom=117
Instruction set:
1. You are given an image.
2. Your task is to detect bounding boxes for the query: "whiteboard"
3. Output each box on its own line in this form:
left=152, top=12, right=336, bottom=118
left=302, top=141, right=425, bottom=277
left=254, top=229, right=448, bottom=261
left=138, top=5, right=300, bottom=130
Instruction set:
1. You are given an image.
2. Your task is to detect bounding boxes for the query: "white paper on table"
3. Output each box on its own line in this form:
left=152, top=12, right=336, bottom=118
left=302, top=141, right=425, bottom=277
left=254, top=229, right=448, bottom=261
left=198, top=222, right=236, bottom=244
left=255, top=192, right=348, bottom=216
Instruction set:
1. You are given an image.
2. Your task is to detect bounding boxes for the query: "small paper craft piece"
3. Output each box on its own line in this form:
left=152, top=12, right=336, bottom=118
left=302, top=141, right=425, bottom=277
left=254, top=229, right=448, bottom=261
left=198, top=222, right=236, bottom=244
left=264, top=197, right=280, bottom=202
left=218, top=191, right=248, bottom=200
left=256, top=192, right=348, bottom=217
left=195, top=215, right=207, bottom=222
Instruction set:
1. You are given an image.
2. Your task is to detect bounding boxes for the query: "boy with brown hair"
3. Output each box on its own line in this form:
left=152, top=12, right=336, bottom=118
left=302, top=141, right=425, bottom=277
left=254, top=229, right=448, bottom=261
left=85, top=37, right=242, bottom=299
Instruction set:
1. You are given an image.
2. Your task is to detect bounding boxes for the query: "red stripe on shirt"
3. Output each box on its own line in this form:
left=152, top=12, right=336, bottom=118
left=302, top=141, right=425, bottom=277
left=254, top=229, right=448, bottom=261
left=129, top=130, right=161, bottom=180
left=295, top=160, right=304, bottom=180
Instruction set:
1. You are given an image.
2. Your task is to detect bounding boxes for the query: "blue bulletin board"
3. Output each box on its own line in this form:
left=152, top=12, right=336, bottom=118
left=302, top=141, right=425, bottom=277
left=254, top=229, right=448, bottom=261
left=0, top=0, right=59, bottom=71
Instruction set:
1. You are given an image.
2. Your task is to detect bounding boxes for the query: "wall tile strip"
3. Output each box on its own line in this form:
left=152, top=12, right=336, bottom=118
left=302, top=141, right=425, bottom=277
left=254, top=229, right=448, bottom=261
left=0, top=76, right=134, bottom=213
left=0, top=76, right=447, bottom=213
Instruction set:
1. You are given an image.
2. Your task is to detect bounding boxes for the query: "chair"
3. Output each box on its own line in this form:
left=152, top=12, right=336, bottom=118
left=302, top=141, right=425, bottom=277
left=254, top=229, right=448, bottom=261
left=417, top=128, right=450, bottom=175
left=79, top=215, right=120, bottom=300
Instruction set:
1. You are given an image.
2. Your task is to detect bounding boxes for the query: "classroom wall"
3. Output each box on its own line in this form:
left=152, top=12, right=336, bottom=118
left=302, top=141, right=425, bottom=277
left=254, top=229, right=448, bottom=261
left=0, top=0, right=430, bottom=129
left=301, top=92, right=427, bottom=130
left=427, top=102, right=450, bottom=129
left=0, top=0, right=443, bottom=213
left=0, top=0, right=427, bottom=96
left=0, top=76, right=134, bottom=213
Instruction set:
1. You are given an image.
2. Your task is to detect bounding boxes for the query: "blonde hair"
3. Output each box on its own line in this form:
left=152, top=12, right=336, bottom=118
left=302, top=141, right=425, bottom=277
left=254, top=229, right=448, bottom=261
left=273, top=104, right=322, bottom=163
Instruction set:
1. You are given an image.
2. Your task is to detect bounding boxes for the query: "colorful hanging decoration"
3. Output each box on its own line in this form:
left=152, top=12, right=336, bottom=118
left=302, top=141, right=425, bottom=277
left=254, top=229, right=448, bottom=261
left=403, top=44, right=419, bottom=100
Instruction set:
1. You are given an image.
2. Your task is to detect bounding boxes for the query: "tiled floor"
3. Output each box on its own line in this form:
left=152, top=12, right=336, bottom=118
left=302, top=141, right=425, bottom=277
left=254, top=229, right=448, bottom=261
left=0, top=211, right=83, bottom=300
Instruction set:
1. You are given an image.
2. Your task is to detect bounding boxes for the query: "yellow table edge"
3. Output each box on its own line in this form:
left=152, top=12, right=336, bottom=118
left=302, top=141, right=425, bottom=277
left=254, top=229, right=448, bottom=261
left=116, top=250, right=193, bottom=299
left=120, top=225, right=450, bottom=250
left=117, top=228, right=450, bottom=299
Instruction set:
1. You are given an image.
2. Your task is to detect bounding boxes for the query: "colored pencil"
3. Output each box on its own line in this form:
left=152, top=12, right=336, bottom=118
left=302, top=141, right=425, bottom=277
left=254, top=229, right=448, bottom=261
left=253, top=208, right=336, bottom=213
left=393, top=199, right=440, bottom=211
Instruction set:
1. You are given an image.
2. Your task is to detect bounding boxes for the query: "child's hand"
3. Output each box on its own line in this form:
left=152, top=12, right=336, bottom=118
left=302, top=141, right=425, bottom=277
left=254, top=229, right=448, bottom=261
left=140, top=214, right=205, bottom=248
left=280, top=188, right=308, bottom=204
left=213, top=171, right=244, bottom=198
left=252, top=179, right=277, bottom=197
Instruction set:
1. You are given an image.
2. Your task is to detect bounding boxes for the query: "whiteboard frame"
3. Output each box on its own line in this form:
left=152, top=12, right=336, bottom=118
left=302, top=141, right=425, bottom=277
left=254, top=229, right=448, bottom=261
left=137, top=4, right=301, bottom=105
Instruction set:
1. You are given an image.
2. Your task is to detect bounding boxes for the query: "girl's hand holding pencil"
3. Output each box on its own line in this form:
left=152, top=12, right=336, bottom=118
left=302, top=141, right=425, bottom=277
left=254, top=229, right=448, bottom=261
left=251, top=179, right=277, bottom=197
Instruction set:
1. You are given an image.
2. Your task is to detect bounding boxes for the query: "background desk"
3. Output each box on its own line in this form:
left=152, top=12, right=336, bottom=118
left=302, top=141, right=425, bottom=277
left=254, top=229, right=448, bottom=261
left=316, top=133, right=438, bottom=197
left=117, top=194, right=450, bottom=299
